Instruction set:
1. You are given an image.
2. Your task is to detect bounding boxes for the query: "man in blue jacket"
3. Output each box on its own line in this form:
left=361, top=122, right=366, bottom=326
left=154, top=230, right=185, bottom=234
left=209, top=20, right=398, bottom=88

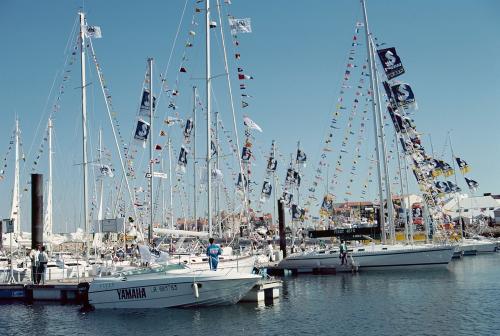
left=206, top=238, right=222, bottom=270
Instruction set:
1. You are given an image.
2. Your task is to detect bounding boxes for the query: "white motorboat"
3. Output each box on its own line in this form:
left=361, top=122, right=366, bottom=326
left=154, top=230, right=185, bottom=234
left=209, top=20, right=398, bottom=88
left=279, top=244, right=454, bottom=272
left=87, top=264, right=261, bottom=309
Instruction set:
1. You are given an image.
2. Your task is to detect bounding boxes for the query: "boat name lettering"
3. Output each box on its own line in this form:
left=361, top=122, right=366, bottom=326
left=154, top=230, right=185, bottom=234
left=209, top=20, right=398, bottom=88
left=117, top=287, right=147, bottom=300
left=152, top=284, right=177, bottom=292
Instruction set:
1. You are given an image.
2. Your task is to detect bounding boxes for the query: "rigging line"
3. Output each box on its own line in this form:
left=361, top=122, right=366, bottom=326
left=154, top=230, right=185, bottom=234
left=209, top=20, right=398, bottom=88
left=20, top=68, right=63, bottom=180
left=158, top=0, right=189, bottom=103
left=215, top=0, right=247, bottom=219
left=88, top=39, right=139, bottom=225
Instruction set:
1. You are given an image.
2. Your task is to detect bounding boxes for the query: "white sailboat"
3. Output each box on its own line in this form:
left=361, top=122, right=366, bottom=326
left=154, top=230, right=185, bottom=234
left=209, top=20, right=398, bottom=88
left=279, top=0, right=454, bottom=271
left=280, top=244, right=454, bottom=272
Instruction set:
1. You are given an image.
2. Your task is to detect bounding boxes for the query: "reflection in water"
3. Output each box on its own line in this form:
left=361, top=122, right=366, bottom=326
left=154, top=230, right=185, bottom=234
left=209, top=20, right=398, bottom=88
left=1, top=255, right=499, bottom=336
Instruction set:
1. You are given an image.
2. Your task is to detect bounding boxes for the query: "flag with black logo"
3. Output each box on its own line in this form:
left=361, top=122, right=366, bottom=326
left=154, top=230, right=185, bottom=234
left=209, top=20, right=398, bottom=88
left=236, top=173, right=248, bottom=189
left=267, top=156, right=277, bottom=172
left=455, top=157, right=470, bottom=174
left=285, top=168, right=301, bottom=185
left=390, top=83, right=417, bottom=109
left=260, top=181, right=272, bottom=202
left=211, top=141, right=218, bottom=156
left=177, top=146, right=188, bottom=173
left=241, top=146, right=252, bottom=161
left=291, top=204, right=305, bottom=222
left=377, top=47, right=405, bottom=79
left=464, top=177, right=479, bottom=191
left=134, top=119, right=150, bottom=141
left=282, top=191, right=293, bottom=207
left=296, top=148, right=307, bottom=166
left=139, top=89, right=156, bottom=117
left=184, top=118, right=194, bottom=138
left=434, top=181, right=450, bottom=194
left=446, top=181, right=461, bottom=192
left=441, top=161, right=454, bottom=177
left=388, top=107, right=415, bottom=133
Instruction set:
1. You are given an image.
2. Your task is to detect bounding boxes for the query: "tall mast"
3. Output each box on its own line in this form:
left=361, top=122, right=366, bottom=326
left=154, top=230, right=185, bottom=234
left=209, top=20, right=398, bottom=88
left=10, top=118, right=21, bottom=234
left=193, top=86, right=197, bottom=231
left=160, top=154, right=165, bottom=226
left=206, top=0, right=213, bottom=237
left=148, top=57, right=154, bottom=243
left=448, top=132, right=463, bottom=238
left=272, top=141, right=278, bottom=228
left=97, top=127, right=104, bottom=221
left=45, top=118, right=54, bottom=235
left=393, top=127, right=408, bottom=243
left=361, top=0, right=386, bottom=244
left=372, top=49, right=395, bottom=244
left=168, top=137, right=174, bottom=229
left=79, top=12, right=90, bottom=238
left=215, top=111, right=222, bottom=236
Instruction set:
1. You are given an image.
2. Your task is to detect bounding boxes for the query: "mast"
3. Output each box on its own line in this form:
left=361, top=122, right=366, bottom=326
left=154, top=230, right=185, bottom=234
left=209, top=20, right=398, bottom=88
left=148, top=57, right=154, bottom=243
left=448, top=132, right=463, bottom=238
left=361, top=0, right=386, bottom=244
left=97, top=127, right=104, bottom=221
left=403, top=153, right=414, bottom=243
left=160, top=154, right=165, bottom=227
left=168, top=137, right=174, bottom=229
left=193, top=86, right=197, bottom=231
left=272, top=141, right=278, bottom=228
left=393, top=127, right=408, bottom=243
left=45, top=118, right=54, bottom=235
left=10, top=118, right=21, bottom=234
left=206, top=0, right=213, bottom=237
left=215, top=111, right=222, bottom=236
left=372, top=49, right=395, bottom=244
left=79, top=12, right=90, bottom=239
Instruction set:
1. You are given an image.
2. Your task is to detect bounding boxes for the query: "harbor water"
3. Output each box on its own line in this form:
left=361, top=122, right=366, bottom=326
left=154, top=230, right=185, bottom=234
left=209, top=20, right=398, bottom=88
left=1, top=254, right=499, bottom=336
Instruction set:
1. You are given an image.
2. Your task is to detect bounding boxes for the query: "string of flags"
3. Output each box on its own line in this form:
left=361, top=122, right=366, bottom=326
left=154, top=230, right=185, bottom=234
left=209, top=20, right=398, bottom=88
left=305, top=22, right=363, bottom=215
left=0, top=129, right=17, bottom=182
left=379, top=45, right=481, bottom=233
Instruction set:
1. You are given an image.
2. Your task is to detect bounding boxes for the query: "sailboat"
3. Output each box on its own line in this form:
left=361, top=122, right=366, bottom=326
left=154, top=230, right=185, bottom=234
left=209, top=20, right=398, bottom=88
left=279, top=0, right=454, bottom=271
left=84, top=1, right=262, bottom=307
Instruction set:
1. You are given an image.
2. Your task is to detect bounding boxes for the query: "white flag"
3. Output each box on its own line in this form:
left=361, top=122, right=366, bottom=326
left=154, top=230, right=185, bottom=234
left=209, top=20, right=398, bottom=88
left=153, top=172, right=168, bottom=179
left=243, top=115, right=263, bottom=132
left=228, top=18, right=252, bottom=34
left=86, top=25, right=102, bottom=39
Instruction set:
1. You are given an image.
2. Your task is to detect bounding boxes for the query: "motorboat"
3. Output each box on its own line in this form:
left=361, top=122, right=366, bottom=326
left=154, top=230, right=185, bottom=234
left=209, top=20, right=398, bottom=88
left=87, top=264, right=261, bottom=309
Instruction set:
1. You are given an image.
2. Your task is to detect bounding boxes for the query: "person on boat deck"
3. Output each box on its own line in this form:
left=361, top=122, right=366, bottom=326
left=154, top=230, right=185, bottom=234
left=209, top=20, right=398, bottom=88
left=339, top=240, right=348, bottom=266
left=206, top=238, right=222, bottom=270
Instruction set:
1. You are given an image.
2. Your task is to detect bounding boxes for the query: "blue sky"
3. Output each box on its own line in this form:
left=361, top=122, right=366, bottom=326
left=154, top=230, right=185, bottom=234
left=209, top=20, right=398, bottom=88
left=1, top=0, right=499, bottom=233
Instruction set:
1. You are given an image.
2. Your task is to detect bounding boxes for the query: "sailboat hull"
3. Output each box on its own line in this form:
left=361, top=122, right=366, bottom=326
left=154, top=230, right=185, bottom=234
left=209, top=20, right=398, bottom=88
left=279, top=245, right=454, bottom=272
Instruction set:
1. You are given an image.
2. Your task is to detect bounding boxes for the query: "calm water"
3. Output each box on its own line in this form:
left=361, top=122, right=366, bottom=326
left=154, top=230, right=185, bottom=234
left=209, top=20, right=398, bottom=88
left=1, top=254, right=499, bottom=336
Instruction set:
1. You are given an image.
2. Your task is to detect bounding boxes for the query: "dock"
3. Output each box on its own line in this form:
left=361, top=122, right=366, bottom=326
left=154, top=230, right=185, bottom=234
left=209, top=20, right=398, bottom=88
left=262, top=262, right=358, bottom=276
left=0, top=281, right=90, bottom=304
left=241, top=279, right=282, bottom=302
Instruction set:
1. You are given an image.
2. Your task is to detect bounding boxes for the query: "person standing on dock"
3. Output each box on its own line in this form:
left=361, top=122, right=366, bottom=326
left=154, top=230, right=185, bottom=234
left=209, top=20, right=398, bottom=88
left=206, top=238, right=222, bottom=270
left=38, top=246, right=49, bottom=284
left=29, top=245, right=41, bottom=284
left=340, top=240, right=348, bottom=266
left=267, top=240, right=274, bottom=262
